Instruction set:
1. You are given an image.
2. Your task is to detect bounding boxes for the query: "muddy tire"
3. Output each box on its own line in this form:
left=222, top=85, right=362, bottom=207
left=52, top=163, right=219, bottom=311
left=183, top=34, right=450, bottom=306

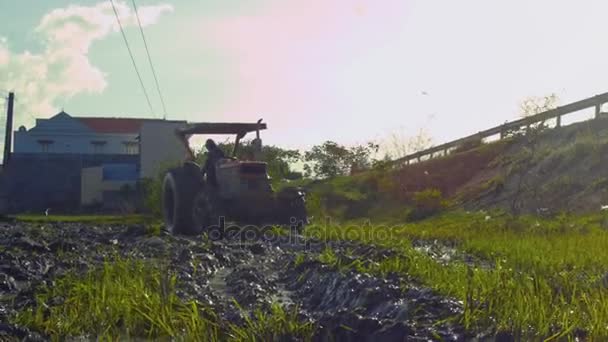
left=162, top=164, right=203, bottom=235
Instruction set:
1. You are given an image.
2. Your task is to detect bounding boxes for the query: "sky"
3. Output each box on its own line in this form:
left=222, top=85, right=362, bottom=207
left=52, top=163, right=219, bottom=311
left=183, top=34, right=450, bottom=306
left=1, top=0, right=608, bottom=155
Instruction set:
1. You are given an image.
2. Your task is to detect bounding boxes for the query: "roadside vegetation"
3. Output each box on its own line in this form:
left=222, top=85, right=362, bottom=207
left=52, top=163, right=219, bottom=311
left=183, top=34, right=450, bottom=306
left=305, top=211, right=608, bottom=339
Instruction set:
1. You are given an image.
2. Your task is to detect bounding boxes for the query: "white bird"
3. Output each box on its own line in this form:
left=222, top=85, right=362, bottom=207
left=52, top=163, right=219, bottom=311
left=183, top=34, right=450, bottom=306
left=44, top=208, right=50, bottom=216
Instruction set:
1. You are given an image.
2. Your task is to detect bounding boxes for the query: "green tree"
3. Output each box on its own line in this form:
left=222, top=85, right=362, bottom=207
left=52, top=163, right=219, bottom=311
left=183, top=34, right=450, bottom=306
left=519, top=93, right=560, bottom=118
left=386, top=127, right=433, bottom=159
left=503, top=93, right=561, bottom=137
left=303, top=141, right=379, bottom=179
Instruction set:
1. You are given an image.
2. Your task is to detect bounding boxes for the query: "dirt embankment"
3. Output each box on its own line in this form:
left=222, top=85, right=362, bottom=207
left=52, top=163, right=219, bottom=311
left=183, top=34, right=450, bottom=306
left=459, top=118, right=608, bottom=214
left=391, top=118, right=608, bottom=214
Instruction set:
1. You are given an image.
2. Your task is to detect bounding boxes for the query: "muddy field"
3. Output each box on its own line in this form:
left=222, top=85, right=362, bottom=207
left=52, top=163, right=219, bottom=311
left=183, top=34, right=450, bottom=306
left=0, top=220, right=495, bottom=341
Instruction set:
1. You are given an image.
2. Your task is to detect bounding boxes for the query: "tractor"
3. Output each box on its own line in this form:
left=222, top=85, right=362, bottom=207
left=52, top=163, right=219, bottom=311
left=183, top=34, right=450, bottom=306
left=161, top=120, right=307, bottom=237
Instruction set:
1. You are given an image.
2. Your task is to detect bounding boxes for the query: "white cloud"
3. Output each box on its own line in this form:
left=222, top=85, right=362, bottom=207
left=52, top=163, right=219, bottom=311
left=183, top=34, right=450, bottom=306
left=37, top=1, right=173, bottom=54
left=0, top=1, right=173, bottom=128
left=0, top=38, right=8, bottom=66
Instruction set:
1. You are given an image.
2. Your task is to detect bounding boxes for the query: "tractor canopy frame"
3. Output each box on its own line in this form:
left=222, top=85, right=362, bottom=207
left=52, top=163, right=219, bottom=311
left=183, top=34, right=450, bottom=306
left=176, top=119, right=266, bottom=160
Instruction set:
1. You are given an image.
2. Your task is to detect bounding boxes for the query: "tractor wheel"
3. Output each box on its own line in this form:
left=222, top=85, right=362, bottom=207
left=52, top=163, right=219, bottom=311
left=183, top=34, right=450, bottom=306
left=162, top=166, right=203, bottom=235
left=192, top=191, right=222, bottom=240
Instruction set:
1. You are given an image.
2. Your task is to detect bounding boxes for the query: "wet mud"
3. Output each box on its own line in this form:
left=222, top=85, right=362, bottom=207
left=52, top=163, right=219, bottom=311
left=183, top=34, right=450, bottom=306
left=0, top=222, right=490, bottom=341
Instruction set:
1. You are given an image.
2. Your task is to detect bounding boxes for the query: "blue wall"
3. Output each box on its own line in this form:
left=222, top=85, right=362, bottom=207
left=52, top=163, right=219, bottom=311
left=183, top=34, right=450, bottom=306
left=102, top=164, right=138, bottom=181
left=0, top=153, right=139, bottom=213
left=14, top=112, right=139, bottom=155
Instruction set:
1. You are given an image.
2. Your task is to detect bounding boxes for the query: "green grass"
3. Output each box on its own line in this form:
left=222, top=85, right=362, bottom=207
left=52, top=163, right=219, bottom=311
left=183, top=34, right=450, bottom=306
left=15, top=257, right=219, bottom=340
left=294, top=253, right=307, bottom=267
left=229, top=301, right=314, bottom=342
left=305, top=211, right=608, bottom=339
left=14, top=256, right=314, bottom=341
left=317, top=247, right=366, bottom=273
left=14, top=214, right=156, bottom=225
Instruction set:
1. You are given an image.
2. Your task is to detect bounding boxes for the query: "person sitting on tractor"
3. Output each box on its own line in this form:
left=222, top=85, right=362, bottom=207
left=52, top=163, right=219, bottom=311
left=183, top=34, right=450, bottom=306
left=201, top=138, right=226, bottom=187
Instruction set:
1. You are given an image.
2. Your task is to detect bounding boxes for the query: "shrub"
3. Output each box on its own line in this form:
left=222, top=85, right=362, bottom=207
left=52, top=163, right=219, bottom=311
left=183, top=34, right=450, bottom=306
left=453, top=137, right=484, bottom=153
left=305, top=191, right=325, bottom=220
left=377, top=174, right=397, bottom=197
left=142, top=162, right=179, bottom=217
left=408, top=188, right=448, bottom=221
left=141, top=178, right=162, bottom=217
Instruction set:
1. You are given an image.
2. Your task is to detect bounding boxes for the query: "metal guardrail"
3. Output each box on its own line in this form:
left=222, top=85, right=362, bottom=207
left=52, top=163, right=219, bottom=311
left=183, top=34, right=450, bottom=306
left=392, top=92, right=608, bottom=166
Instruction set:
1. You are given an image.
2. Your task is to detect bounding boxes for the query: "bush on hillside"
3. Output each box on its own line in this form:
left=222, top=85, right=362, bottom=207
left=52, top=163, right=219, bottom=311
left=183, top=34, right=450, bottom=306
left=453, top=137, right=484, bottom=154
left=408, top=188, right=448, bottom=221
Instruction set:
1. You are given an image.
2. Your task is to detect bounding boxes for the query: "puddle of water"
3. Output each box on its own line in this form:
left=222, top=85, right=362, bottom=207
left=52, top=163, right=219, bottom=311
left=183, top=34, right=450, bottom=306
left=209, top=267, right=233, bottom=299
left=413, top=240, right=494, bottom=269
left=413, top=244, right=456, bottom=263
left=270, top=285, right=295, bottom=306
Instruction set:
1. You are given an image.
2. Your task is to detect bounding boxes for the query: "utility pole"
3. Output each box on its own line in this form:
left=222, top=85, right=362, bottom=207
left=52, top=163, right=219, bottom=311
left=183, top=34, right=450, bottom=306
left=3, top=92, right=14, bottom=165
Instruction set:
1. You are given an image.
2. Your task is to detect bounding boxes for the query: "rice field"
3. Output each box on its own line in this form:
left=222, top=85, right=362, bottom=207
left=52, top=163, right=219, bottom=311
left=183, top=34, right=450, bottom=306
left=305, top=211, right=608, bottom=339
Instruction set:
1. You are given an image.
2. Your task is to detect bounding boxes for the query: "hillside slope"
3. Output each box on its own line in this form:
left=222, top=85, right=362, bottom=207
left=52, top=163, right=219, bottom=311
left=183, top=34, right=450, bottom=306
left=309, top=117, right=608, bottom=220
left=463, top=117, right=608, bottom=214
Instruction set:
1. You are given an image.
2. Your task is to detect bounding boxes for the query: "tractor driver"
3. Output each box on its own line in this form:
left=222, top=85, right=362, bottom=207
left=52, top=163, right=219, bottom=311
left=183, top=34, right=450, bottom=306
left=201, top=138, right=226, bottom=187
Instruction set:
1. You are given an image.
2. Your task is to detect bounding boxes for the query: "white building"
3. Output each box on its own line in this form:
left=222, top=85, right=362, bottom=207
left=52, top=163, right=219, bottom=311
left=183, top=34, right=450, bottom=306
left=9, top=111, right=189, bottom=210
left=14, top=111, right=142, bottom=155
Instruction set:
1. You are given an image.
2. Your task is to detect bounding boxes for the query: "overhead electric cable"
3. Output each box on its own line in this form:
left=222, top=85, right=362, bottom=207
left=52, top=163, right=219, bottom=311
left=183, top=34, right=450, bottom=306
left=131, top=0, right=168, bottom=120
left=109, top=0, right=155, bottom=117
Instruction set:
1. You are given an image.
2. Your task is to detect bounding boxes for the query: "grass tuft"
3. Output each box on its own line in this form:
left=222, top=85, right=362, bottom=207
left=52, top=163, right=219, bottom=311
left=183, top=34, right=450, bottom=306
left=14, top=257, right=219, bottom=340
left=14, top=256, right=316, bottom=341
left=229, top=301, right=314, bottom=342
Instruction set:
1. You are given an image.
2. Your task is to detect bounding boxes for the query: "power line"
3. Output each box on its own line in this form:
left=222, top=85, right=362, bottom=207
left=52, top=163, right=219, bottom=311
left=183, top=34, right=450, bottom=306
left=131, top=0, right=168, bottom=120
left=109, top=0, right=155, bottom=117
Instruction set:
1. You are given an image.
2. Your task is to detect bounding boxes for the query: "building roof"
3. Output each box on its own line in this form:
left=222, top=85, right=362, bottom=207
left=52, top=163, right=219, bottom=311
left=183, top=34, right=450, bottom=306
left=69, top=113, right=185, bottom=134
left=77, top=117, right=146, bottom=134
left=27, top=111, right=187, bottom=135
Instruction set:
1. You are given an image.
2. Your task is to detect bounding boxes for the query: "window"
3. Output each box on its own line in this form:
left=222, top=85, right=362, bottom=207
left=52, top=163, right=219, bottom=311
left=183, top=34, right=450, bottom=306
left=91, top=141, right=106, bottom=154
left=123, top=141, right=139, bottom=155
left=37, top=140, right=54, bottom=153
